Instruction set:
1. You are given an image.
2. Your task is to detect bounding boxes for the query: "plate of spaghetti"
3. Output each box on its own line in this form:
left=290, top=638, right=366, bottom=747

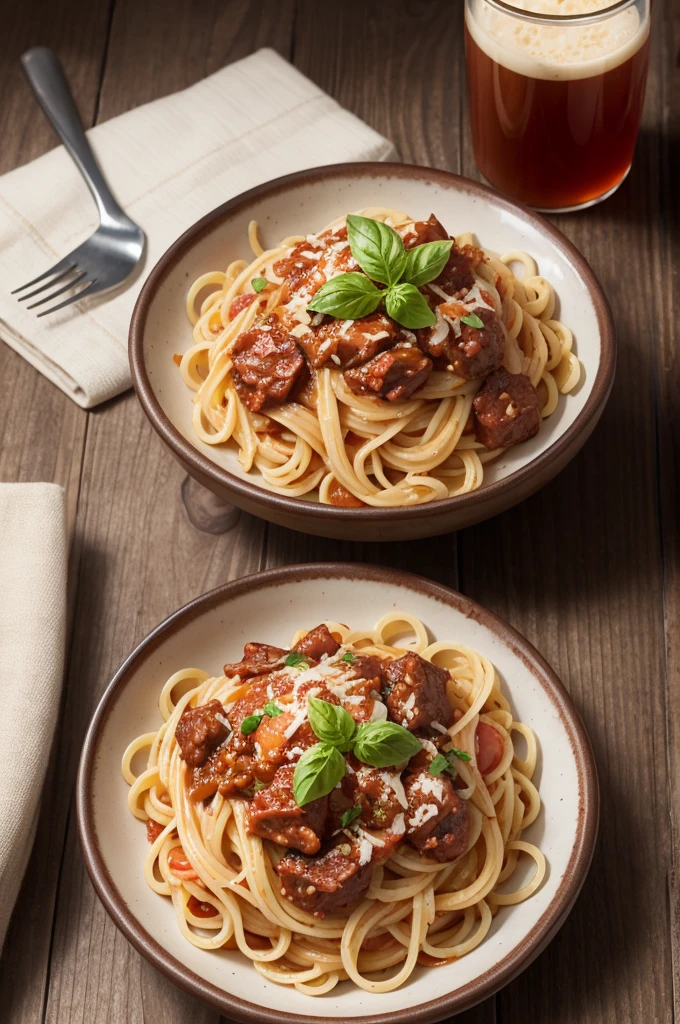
left=130, top=163, right=615, bottom=541
left=77, top=564, right=598, bottom=1023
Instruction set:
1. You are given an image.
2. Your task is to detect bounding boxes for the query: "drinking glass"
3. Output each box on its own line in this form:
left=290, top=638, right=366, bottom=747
left=464, top=0, right=651, bottom=211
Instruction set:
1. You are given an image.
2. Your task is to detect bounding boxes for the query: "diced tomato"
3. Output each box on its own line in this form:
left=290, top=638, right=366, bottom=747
left=254, top=711, right=295, bottom=758
left=187, top=895, right=218, bottom=918
left=146, top=819, right=165, bottom=844
left=168, top=846, right=198, bottom=879
left=172, top=353, right=182, bottom=367
left=228, top=293, right=257, bottom=321
left=475, top=722, right=505, bottom=775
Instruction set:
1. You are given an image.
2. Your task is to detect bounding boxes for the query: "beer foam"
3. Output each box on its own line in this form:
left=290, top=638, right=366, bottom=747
left=466, top=0, right=649, bottom=81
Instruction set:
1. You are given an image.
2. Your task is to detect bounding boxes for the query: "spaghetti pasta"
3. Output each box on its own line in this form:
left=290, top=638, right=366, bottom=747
left=178, top=209, right=579, bottom=507
left=123, top=613, right=545, bottom=994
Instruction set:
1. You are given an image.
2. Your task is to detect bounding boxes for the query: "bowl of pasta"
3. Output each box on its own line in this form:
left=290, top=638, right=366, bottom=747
left=77, top=563, right=598, bottom=1022
left=129, top=163, right=615, bottom=540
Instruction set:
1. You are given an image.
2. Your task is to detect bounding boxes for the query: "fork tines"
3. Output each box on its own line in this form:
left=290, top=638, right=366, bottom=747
left=12, top=261, right=96, bottom=317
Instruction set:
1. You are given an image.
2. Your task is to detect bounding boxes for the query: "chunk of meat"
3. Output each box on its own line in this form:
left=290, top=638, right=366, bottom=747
left=275, top=837, right=372, bottom=916
left=404, top=770, right=469, bottom=862
left=344, top=347, right=432, bottom=402
left=299, top=312, right=402, bottom=370
left=429, top=242, right=485, bottom=299
left=473, top=368, right=540, bottom=449
left=232, top=317, right=305, bottom=413
left=419, top=306, right=505, bottom=381
left=293, top=624, right=340, bottom=662
left=175, top=700, right=230, bottom=769
left=273, top=240, right=325, bottom=293
left=246, top=765, right=327, bottom=854
left=330, top=761, right=405, bottom=830
left=401, top=214, right=449, bottom=249
left=223, top=642, right=289, bottom=680
left=382, top=653, right=453, bottom=733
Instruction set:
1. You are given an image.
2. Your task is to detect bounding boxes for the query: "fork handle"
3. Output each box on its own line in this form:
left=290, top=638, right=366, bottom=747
left=21, top=47, right=124, bottom=225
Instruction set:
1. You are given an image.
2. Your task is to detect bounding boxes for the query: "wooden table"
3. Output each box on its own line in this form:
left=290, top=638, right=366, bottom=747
left=1, top=1, right=677, bottom=1021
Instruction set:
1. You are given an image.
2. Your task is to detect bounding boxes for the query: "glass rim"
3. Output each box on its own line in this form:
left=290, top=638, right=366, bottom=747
left=472, top=0, right=640, bottom=26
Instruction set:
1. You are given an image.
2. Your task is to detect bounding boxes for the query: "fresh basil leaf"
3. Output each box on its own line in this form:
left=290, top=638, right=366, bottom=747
left=449, top=746, right=472, bottom=762
left=384, top=283, right=436, bottom=330
left=293, top=742, right=346, bottom=806
left=251, top=277, right=268, bottom=293
left=428, top=753, right=449, bottom=776
left=285, top=652, right=310, bottom=669
left=353, top=720, right=422, bottom=768
left=340, top=805, right=362, bottom=828
left=402, top=239, right=453, bottom=288
left=263, top=701, right=282, bottom=718
left=341, top=652, right=355, bottom=663
left=241, top=714, right=263, bottom=735
left=346, top=214, right=407, bottom=286
left=460, top=313, right=484, bottom=329
left=307, top=273, right=382, bottom=321
left=308, top=696, right=356, bottom=752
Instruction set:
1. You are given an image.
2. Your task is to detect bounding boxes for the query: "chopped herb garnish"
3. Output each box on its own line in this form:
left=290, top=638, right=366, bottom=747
left=373, top=806, right=387, bottom=822
left=450, top=746, right=472, bottom=762
left=339, top=843, right=352, bottom=856
left=285, top=652, right=310, bottom=669
left=340, top=805, right=362, bottom=828
left=263, top=701, right=283, bottom=718
left=460, top=312, right=485, bottom=329
left=428, top=753, right=450, bottom=776
left=251, top=277, right=268, bottom=293
left=241, top=714, right=263, bottom=735
left=253, top=779, right=267, bottom=792
left=341, top=652, right=356, bottom=663
left=429, top=746, right=471, bottom=778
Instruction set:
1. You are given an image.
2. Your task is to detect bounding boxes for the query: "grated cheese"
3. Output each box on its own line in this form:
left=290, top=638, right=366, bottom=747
left=431, top=720, right=448, bottom=734
left=390, top=813, right=406, bottom=835
left=358, top=839, right=373, bottom=866
left=409, top=803, right=439, bottom=828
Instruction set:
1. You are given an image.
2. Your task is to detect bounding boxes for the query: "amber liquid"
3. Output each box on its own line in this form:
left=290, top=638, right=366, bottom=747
left=465, top=23, right=650, bottom=210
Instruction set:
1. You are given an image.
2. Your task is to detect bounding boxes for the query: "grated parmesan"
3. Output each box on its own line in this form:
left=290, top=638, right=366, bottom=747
left=409, top=803, right=439, bottom=828
left=431, top=720, right=448, bottom=734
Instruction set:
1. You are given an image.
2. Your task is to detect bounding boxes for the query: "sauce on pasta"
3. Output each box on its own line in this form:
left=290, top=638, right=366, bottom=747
left=179, top=209, right=580, bottom=507
left=123, top=613, right=545, bottom=994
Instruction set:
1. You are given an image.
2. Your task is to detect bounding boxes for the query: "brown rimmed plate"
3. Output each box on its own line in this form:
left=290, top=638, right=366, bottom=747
left=129, top=162, right=615, bottom=542
left=77, top=563, right=598, bottom=1022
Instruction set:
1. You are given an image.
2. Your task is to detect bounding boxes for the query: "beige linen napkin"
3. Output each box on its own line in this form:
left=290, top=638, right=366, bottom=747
left=0, top=48, right=395, bottom=409
left=0, top=483, right=67, bottom=948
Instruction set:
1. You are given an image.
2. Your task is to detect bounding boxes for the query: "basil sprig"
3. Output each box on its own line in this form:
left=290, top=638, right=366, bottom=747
left=461, top=312, right=484, bottom=329
left=292, top=693, right=422, bottom=805
left=251, top=276, right=268, bottom=293
left=307, top=697, right=356, bottom=752
left=307, top=214, right=453, bottom=330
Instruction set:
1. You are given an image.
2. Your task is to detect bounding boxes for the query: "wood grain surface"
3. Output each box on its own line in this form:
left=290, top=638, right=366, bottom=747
left=0, top=1, right=676, bottom=1022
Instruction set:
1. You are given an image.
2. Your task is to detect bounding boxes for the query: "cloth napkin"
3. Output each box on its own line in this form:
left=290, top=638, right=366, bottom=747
left=0, top=483, right=67, bottom=949
left=0, top=48, right=395, bottom=409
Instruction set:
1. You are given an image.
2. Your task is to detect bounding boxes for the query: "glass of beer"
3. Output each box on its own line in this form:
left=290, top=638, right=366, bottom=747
left=465, top=0, right=651, bottom=211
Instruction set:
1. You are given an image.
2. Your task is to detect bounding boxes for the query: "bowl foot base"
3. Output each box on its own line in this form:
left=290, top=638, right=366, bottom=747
left=181, top=476, right=240, bottom=534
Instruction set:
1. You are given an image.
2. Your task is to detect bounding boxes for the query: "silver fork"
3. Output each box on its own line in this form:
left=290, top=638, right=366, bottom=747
left=12, top=47, right=145, bottom=317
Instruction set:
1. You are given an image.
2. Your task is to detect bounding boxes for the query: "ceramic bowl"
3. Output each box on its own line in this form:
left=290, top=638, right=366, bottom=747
left=77, top=563, right=598, bottom=1023
left=129, top=163, right=615, bottom=542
